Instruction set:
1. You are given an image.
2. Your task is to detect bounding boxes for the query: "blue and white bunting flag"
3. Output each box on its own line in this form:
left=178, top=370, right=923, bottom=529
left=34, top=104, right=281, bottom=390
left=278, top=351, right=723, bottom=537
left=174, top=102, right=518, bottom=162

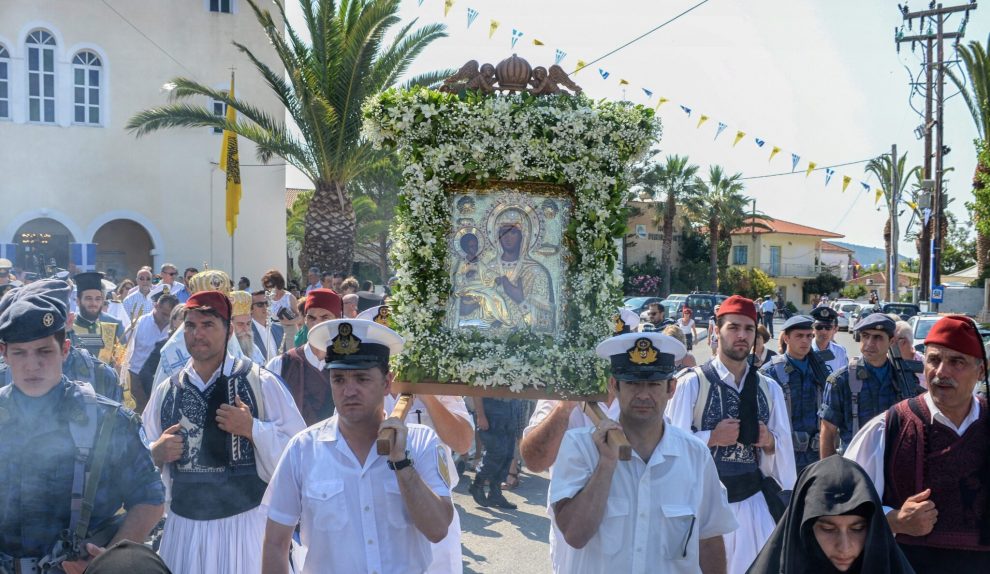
left=511, top=28, right=523, bottom=48
left=825, top=168, right=835, bottom=186
left=860, top=182, right=870, bottom=192
left=467, top=7, right=479, bottom=28
left=791, top=154, right=800, bottom=172
left=598, top=68, right=610, bottom=79
left=715, top=122, right=728, bottom=140
left=754, top=138, right=765, bottom=148
left=679, top=105, right=692, bottom=116
left=554, top=49, right=566, bottom=65
left=642, top=88, right=653, bottom=98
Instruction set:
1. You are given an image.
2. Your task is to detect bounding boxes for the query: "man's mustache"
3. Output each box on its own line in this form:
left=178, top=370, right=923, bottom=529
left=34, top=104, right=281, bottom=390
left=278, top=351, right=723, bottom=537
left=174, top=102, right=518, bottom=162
left=929, top=376, right=957, bottom=388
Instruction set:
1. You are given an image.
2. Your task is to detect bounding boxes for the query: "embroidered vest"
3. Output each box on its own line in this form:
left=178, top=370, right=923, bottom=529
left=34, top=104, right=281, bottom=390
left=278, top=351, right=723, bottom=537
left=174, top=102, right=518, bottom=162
left=158, top=359, right=269, bottom=520
left=279, top=347, right=334, bottom=427
left=695, top=361, right=771, bottom=478
left=883, top=396, right=990, bottom=551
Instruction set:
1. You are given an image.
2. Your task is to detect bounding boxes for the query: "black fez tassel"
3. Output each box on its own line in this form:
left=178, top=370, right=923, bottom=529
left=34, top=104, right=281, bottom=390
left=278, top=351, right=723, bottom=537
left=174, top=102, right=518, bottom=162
left=737, top=359, right=760, bottom=446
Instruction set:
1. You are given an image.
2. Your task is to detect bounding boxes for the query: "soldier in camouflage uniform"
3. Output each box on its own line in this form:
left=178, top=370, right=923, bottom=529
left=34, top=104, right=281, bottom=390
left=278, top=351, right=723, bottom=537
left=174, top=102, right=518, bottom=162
left=0, top=280, right=122, bottom=402
left=0, top=281, right=163, bottom=574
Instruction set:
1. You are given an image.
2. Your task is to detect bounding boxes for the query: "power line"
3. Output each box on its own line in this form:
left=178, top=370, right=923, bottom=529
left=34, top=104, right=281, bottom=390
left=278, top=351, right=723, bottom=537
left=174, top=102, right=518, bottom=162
left=738, top=158, right=878, bottom=180
left=576, top=0, right=713, bottom=72
left=99, top=0, right=196, bottom=77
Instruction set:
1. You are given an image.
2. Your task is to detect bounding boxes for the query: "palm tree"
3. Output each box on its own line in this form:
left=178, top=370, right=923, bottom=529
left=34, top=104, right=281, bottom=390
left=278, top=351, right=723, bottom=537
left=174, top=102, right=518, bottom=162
left=350, top=156, right=401, bottom=282
left=864, top=153, right=921, bottom=285
left=127, top=0, right=448, bottom=274
left=948, top=37, right=990, bottom=277
left=682, top=166, right=752, bottom=289
left=651, top=156, right=700, bottom=296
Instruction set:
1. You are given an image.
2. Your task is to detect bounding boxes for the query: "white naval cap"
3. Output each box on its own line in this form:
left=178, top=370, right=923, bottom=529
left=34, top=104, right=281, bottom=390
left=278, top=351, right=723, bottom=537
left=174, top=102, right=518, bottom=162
left=307, top=318, right=404, bottom=370
left=595, top=331, right=686, bottom=381
left=612, top=308, right=641, bottom=335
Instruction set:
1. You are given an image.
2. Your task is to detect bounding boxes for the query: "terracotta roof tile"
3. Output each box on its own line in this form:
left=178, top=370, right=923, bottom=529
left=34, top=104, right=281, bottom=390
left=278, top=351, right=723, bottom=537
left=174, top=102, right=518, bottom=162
left=821, top=241, right=853, bottom=253
left=731, top=217, right=843, bottom=238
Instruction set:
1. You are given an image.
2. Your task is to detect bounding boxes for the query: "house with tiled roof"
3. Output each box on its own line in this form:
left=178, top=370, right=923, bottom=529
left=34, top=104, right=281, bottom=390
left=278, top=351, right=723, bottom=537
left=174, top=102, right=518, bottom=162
left=820, top=241, right=855, bottom=280
left=728, top=217, right=844, bottom=308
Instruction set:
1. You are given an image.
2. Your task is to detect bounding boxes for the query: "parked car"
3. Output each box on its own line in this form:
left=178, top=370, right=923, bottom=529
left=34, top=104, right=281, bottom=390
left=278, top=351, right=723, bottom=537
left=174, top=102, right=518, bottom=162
left=623, top=296, right=665, bottom=317
left=660, top=299, right=685, bottom=318
left=907, top=314, right=940, bottom=352
left=881, top=303, right=921, bottom=322
left=665, top=293, right=689, bottom=303
left=835, top=301, right=861, bottom=332
left=851, top=303, right=881, bottom=341
left=684, top=293, right=728, bottom=325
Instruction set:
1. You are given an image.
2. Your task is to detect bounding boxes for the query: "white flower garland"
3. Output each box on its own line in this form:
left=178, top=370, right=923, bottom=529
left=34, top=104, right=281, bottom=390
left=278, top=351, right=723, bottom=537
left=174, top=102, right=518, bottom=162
left=363, top=89, right=660, bottom=395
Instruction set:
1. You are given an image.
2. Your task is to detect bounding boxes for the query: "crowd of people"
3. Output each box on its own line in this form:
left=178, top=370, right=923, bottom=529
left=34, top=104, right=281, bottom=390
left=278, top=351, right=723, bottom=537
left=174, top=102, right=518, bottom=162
left=0, top=259, right=987, bottom=573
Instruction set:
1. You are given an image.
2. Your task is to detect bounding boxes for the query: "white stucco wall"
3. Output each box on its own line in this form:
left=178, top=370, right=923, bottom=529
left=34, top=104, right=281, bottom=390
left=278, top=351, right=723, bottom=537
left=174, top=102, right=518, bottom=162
left=0, top=0, right=286, bottom=284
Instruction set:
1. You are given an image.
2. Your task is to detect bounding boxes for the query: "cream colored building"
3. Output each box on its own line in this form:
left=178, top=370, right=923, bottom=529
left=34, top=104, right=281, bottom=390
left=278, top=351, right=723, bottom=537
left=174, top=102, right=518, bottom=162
left=624, top=199, right=684, bottom=269
left=0, top=0, right=285, bottom=285
left=728, top=217, right=844, bottom=307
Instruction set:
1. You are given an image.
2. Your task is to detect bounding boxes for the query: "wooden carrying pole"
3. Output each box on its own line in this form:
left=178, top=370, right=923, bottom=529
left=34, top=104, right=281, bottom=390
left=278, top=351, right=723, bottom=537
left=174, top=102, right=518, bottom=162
left=377, top=393, right=414, bottom=455
left=582, top=402, right=632, bottom=461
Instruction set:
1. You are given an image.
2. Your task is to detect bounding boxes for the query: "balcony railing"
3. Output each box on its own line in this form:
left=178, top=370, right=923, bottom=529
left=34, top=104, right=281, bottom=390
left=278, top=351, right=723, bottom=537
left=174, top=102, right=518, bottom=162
left=757, top=263, right=840, bottom=278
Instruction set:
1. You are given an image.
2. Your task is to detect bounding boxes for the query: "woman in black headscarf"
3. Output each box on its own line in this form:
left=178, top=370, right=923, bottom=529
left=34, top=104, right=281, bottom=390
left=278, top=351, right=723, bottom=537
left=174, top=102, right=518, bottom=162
left=747, top=456, right=915, bottom=574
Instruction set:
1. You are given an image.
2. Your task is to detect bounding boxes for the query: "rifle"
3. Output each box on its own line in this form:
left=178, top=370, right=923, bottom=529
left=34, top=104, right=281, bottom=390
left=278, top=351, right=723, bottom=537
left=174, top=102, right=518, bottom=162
left=808, top=348, right=835, bottom=391
left=889, top=345, right=924, bottom=400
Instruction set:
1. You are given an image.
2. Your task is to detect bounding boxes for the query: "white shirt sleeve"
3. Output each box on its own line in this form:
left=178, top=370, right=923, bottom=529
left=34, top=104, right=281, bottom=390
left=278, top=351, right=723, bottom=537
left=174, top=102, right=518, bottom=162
left=437, top=395, right=474, bottom=429
left=760, top=374, right=797, bottom=490
left=410, top=426, right=454, bottom=498
left=665, top=371, right=711, bottom=446
left=843, top=412, right=888, bottom=500
left=264, top=434, right=303, bottom=527
left=251, top=369, right=308, bottom=482
left=548, top=428, right=596, bottom=506
left=265, top=355, right=283, bottom=376
left=697, top=448, right=739, bottom=539
left=522, top=399, right=557, bottom=438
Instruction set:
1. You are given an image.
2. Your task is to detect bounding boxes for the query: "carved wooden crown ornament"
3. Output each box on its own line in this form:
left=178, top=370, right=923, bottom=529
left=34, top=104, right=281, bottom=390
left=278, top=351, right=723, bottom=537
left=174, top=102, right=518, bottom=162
left=439, top=54, right=583, bottom=96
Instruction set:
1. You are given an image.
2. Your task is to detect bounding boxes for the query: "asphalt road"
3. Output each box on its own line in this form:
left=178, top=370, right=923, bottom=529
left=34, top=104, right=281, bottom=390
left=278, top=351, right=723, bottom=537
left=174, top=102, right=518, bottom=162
left=453, top=318, right=863, bottom=573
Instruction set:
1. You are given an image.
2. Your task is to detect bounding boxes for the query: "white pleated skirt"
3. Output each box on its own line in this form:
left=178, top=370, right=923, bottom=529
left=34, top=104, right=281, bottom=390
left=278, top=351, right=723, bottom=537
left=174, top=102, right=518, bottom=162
left=158, top=505, right=267, bottom=574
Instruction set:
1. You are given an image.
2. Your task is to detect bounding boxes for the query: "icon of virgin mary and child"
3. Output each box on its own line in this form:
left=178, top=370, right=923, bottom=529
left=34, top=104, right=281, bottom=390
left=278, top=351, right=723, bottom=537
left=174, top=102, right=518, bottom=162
left=450, top=206, right=556, bottom=333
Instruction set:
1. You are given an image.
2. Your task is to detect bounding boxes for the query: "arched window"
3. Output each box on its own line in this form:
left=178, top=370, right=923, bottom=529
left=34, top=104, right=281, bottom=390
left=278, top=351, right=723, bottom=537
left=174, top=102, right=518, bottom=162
left=26, top=30, right=56, bottom=123
left=0, top=45, right=9, bottom=120
left=72, top=51, right=102, bottom=125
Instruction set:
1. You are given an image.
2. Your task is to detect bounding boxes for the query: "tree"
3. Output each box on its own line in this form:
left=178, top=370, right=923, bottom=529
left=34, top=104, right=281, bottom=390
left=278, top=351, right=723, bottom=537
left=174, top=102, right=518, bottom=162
left=803, top=272, right=845, bottom=300
left=286, top=189, right=313, bottom=281
left=682, top=166, right=755, bottom=290
left=127, top=0, right=448, bottom=274
left=864, top=152, right=921, bottom=284
left=719, top=267, right=776, bottom=300
left=350, top=156, right=402, bottom=282
left=631, top=153, right=700, bottom=296
left=947, top=37, right=990, bottom=276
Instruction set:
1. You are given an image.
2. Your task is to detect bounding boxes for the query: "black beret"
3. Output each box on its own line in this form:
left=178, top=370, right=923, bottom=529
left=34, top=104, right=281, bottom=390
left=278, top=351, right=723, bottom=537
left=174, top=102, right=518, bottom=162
left=854, top=313, right=895, bottom=337
left=782, top=315, right=814, bottom=332
left=18, top=279, right=73, bottom=307
left=0, top=287, right=68, bottom=344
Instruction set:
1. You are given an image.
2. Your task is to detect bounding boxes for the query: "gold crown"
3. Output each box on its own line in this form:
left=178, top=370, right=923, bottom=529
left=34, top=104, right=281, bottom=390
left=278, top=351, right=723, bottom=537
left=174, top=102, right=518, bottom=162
left=229, top=290, right=252, bottom=317
left=188, top=270, right=232, bottom=295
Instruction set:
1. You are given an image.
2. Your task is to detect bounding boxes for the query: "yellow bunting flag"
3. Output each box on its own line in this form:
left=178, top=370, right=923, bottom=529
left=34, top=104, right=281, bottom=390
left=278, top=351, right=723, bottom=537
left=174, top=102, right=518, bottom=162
left=619, top=79, right=629, bottom=85
left=769, top=146, right=781, bottom=162
left=655, top=97, right=669, bottom=109
left=533, top=39, right=544, bottom=46
left=489, top=20, right=499, bottom=38
left=908, top=201, right=918, bottom=210
left=733, top=131, right=745, bottom=147
left=874, top=189, right=884, bottom=205
left=219, top=72, right=241, bottom=237
left=444, top=0, right=455, bottom=17
left=805, top=162, right=817, bottom=177
left=573, top=59, right=587, bottom=74
left=841, top=175, right=851, bottom=192
left=697, top=115, right=709, bottom=128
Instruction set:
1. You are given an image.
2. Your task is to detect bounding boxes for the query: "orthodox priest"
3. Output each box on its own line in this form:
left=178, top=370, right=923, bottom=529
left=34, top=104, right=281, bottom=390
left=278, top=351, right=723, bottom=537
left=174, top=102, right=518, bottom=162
left=143, top=290, right=306, bottom=574
left=666, top=295, right=795, bottom=574
left=72, top=272, right=125, bottom=366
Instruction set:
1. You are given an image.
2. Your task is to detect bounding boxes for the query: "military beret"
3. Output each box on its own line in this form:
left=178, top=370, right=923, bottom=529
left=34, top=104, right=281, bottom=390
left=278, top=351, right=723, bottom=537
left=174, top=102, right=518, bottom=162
left=308, top=319, right=404, bottom=370
left=853, top=313, right=895, bottom=337
left=16, top=278, right=73, bottom=307
left=810, top=306, right=838, bottom=324
left=595, top=331, right=686, bottom=381
left=0, top=287, right=68, bottom=344
left=783, top=315, right=814, bottom=332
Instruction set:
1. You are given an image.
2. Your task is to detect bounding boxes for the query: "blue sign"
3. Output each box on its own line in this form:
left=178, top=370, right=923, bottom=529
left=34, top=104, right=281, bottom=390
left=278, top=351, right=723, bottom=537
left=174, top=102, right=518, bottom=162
left=931, top=286, right=944, bottom=304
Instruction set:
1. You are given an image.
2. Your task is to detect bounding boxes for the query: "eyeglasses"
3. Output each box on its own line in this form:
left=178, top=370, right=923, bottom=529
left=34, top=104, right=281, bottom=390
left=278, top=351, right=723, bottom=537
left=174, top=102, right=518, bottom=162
left=253, top=301, right=269, bottom=308
left=813, top=324, right=833, bottom=331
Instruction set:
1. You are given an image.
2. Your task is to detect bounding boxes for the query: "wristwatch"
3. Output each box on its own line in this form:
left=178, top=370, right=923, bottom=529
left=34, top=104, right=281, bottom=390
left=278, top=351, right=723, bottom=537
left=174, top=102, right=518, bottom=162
left=387, top=455, right=414, bottom=471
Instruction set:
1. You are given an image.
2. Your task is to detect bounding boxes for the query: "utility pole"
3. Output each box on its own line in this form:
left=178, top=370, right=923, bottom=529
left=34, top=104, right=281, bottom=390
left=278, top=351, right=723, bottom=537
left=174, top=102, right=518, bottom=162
left=891, top=144, right=899, bottom=302
left=895, top=2, right=977, bottom=311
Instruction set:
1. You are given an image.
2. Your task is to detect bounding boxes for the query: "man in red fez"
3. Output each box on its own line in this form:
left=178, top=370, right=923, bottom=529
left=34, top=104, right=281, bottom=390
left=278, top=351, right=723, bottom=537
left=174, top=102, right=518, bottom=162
left=844, top=314, right=990, bottom=573
left=140, top=290, right=306, bottom=574
left=265, top=288, right=341, bottom=426
left=666, top=295, right=795, bottom=574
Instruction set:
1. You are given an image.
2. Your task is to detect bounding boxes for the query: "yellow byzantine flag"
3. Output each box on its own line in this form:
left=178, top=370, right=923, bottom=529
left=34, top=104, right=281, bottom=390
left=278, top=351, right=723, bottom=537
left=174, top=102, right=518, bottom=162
left=219, top=72, right=242, bottom=236
left=573, top=59, right=588, bottom=74
left=841, top=175, right=851, bottom=192
left=875, top=188, right=884, bottom=205
left=697, top=114, right=709, bottom=128
left=805, top=162, right=817, bottom=177
left=489, top=20, right=500, bottom=38
left=533, top=39, right=545, bottom=46
left=768, top=146, right=781, bottom=162
left=444, top=0, right=455, bottom=17
left=732, top=131, right=745, bottom=147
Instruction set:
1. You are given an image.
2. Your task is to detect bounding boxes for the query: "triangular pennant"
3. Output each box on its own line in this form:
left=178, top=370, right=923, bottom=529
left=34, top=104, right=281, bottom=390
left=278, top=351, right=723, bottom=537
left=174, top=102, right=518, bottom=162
left=489, top=20, right=500, bottom=39
left=656, top=97, right=669, bottom=108
left=791, top=153, right=800, bottom=172
left=573, top=59, right=587, bottom=74
left=533, top=39, right=544, bottom=46
left=924, top=207, right=932, bottom=225
left=697, top=115, right=709, bottom=128
left=466, top=7, right=479, bottom=28
left=875, top=188, right=884, bottom=204
left=511, top=29, right=523, bottom=48
left=642, top=88, right=653, bottom=98
left=679, top=105, right=692, bottom=116
left=755, top=138, right=765, bottom=147
left=598, top=68, right=610, bottom=79
left=715, top=122, right=728, bottom=140
left=444, top=0, right=455, bottom=17
left=860, top=181, right=870, bottom=191
left=769, top=146, right=781, bottom=162
left=806, top=162, right=817, bottom=177
left=619, top=79, right=630, bottom=85
left=554, top=49, right=566, bottom=65
left=825, top=168, right=835, bottom=186
left=733, top=131, right=746, bottom=147
left=842, top=175, right=851, bottom=192
left=908, top=200, right=918, bottom=210
left=417, top=0, right=424, bottom=5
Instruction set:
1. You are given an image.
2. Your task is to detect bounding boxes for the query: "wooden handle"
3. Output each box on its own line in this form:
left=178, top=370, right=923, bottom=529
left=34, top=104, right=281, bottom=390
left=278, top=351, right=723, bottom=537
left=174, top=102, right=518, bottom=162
left=377, top=394, right=414, bottom=455
left=583, top=402, right=632, bottom=461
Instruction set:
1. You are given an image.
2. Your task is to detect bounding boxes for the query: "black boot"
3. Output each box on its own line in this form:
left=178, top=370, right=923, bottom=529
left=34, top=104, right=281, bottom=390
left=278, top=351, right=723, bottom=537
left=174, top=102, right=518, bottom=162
left=487, top=485, right=517, bottom=510
left=469, top=478, right=489, bottom=507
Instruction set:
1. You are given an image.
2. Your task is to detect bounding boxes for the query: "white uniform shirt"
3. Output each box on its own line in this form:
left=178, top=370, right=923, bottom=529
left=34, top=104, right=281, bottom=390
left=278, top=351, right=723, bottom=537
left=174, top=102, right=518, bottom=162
left=759, top=300, right=776, bottom=314
left=844, top=392, right=982, bottom=503
left=151, top=281, right=185, bottom=300
left=814, top=339, right=848, bottom=377
left=122, top=290, right=154, bottom=320
left=125, top=312, right=169, bottom=373
left=265, top=344, right=323, bottom=377
left=264, top=416, right=452, bottom=574
left=549, top=425, right=738, bottom=574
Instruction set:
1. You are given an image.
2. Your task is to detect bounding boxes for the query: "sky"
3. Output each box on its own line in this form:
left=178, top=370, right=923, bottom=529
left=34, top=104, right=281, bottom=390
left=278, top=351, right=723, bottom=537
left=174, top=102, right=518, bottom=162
left=284, top=0, right=990, bottom=257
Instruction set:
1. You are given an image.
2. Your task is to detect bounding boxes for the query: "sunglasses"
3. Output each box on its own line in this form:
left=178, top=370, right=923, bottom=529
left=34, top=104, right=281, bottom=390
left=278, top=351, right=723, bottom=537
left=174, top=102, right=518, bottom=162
left=813, top=324, right=833, bottom=331
left=253, top=301, right=269, bottom=308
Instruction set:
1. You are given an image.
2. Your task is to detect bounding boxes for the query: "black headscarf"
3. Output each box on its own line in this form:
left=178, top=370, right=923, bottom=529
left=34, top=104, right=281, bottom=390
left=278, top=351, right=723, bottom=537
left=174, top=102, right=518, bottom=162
left=746, top=456, right=915, bottom=574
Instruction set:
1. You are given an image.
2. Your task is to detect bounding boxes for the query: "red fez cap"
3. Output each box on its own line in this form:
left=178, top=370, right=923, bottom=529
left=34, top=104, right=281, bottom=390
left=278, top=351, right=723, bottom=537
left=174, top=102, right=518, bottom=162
left=716, top=295, right=758, bottom=323
left=186, top=291, right=232, bottom=322
left=305, top=288, right=342, bottom=318
left=924, top=314, right=985, bottom=359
